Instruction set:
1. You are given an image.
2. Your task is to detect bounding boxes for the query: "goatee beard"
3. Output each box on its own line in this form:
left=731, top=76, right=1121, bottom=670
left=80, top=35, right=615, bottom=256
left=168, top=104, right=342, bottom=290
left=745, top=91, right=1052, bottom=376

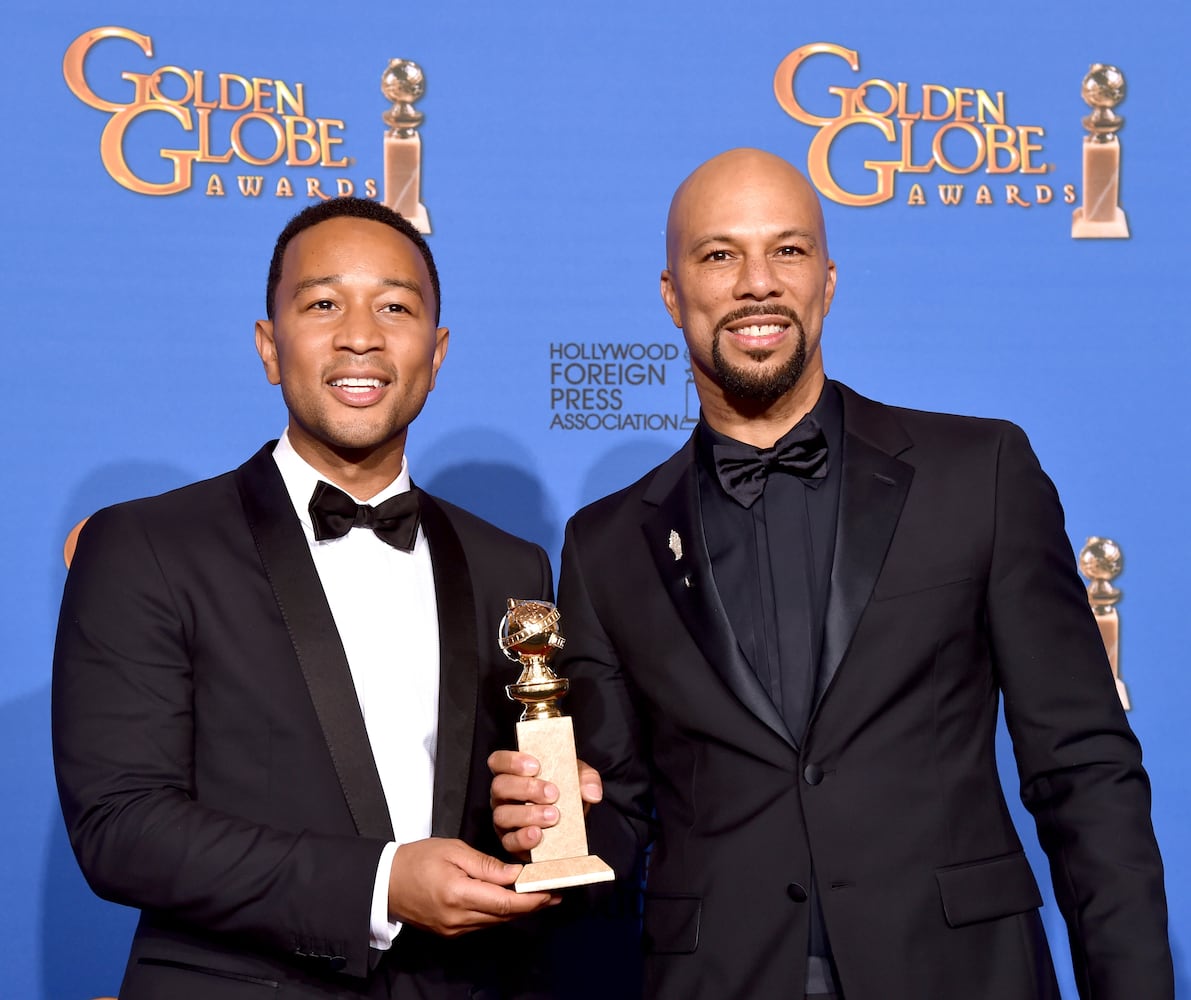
left=710, top=307, right=807, bottom=403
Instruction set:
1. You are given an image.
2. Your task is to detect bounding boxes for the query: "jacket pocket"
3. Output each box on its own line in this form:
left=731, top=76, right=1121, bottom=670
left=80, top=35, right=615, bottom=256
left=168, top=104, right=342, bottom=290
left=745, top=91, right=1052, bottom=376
left=871, top=571, right=974, bottom=602
left=126, top=957, right=280, bottom=997
left=935, top=851, right=1043, bottom=927
left=643, top=893, right=701, bottom=954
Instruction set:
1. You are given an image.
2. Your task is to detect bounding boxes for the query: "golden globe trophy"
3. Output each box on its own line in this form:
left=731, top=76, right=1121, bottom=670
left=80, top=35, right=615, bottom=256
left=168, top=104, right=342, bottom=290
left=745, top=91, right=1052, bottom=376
left=381, top=59, right=431, bottom=233
left=1079, top=536, right=1130, bottom=710
left=1071, top=64, right=1129, bottom=239
left=499, top=599, right=614, bottom=892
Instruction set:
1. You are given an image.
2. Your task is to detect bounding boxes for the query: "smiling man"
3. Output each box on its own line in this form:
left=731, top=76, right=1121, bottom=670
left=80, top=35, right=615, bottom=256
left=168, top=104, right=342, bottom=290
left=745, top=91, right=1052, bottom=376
left=491, top=149, right=1172, bottom=1000
left=53, top=198, right=560, bottom=999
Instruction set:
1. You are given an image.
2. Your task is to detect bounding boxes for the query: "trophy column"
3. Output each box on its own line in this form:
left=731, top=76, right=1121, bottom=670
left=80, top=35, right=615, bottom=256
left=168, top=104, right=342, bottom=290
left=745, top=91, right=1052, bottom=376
left=499, top=599, right=614, bottom=892
left=381, top=59, right=431, bottom=233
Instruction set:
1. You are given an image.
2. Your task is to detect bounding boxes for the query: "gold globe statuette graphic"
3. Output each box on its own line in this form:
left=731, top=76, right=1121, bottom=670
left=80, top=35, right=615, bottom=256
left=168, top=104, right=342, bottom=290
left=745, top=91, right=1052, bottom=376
left=499, top=599, right=614, bottom=892
left=381, top=59, right=431, bottom=233
left=1071, top=64, right=1129, bottom=239
left=1079, top=536, right=1130, bottom=710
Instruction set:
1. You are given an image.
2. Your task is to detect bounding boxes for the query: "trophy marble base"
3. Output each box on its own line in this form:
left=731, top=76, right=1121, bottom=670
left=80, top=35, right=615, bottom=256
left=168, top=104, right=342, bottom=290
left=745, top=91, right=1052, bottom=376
left=515, top=855, right=614, bottom=892
left=513, top=714, right=613, bottom=893
left=1072, top=206, right=1129, bottom=239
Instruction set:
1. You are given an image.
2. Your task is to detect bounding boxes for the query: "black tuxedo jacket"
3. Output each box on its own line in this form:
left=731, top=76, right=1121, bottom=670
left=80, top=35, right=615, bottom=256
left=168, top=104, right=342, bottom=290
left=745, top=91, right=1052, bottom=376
left=562, top=384, right=1171, bottom=1000
left=53, top=443, right=553, bottom=1000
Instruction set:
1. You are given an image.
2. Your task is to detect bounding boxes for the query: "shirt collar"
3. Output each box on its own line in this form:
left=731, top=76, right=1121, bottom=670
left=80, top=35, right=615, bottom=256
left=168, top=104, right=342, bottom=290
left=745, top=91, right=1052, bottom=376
left=271, top=429, right=412, bottom=528
left=696, top=381, right=842, bottom=470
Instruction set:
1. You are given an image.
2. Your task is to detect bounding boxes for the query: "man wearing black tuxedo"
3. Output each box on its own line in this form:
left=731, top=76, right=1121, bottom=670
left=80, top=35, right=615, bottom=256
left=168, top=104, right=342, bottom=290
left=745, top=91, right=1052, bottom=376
left=491, top=149, right=1172, bottom=1000
left=53, top=198, right=561, bottom=999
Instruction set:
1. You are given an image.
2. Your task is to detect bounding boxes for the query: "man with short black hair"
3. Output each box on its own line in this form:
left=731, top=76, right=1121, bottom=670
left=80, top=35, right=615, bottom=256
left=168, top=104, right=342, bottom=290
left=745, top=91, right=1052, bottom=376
left=54, top=197, right=560, bottom=998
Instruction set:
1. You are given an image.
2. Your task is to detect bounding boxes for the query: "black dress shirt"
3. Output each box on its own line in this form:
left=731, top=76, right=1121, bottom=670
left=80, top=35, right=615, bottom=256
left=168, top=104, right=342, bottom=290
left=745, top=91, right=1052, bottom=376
left=695, top=383, right=844, bottom=995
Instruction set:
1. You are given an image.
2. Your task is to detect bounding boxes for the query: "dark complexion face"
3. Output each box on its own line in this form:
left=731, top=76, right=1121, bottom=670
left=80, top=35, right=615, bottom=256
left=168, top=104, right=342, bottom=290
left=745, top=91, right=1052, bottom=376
left=254, top=216, right=448, bottom=482
left=661, top=149, right=836, bottom=419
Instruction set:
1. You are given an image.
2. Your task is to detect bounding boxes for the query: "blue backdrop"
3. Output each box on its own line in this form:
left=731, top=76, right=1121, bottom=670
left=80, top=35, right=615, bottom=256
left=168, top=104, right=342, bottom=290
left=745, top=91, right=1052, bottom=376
left=4, top=3, right=1187, bottom=996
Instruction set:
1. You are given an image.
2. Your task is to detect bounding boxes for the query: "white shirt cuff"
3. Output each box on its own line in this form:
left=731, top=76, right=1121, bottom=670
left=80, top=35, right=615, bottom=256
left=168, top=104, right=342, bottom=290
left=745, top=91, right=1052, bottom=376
left=370, top=841, right=402, bottom=949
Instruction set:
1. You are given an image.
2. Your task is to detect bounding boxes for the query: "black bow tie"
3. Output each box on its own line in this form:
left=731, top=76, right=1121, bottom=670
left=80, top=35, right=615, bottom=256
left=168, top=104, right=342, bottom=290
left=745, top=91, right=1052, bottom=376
left=712, top=418, right=829, bottom=509
left=308, top=480, right=421, bottom=552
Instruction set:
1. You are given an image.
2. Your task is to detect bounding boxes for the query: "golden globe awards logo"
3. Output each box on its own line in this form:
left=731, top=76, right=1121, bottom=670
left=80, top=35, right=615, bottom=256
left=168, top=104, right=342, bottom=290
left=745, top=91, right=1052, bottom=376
left=773, top=42, right=1076, bottom=211
left=63, top=26, right=377, bottom=200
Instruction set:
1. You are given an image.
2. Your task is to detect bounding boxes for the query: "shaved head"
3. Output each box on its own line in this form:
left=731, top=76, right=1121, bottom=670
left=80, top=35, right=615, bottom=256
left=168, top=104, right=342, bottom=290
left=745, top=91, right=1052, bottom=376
left=660, top=148, right=837, bottom=444
left=665, top=148, right=829, bottom=268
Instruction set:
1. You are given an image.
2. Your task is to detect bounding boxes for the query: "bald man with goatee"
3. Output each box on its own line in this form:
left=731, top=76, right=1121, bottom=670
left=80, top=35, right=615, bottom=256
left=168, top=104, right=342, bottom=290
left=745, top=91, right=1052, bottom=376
left=491, top=149, right=1171, bottom=1000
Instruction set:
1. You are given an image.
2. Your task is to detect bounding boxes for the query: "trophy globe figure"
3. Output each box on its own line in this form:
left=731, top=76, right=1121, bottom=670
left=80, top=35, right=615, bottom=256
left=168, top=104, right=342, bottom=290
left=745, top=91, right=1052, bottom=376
left=381, top=60, right=426, bottom=136
left=1080, top=535, right=1123, bottom=606
left=500, top=600, right=569, bottom=720
left=1081, top=65, right=1126, bottom=140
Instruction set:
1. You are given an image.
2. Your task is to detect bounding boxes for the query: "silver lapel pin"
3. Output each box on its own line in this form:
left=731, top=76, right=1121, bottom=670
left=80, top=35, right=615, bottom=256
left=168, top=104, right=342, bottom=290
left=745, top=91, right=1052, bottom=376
left=668, top=529, right=683, bottom=561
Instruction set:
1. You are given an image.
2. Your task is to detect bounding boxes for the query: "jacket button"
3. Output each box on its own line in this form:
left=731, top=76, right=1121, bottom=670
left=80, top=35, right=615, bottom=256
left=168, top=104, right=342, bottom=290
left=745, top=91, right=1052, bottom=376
left=787, top=882, right=808, bottom=902
left=328, top=956, right=347, bottom=971
left=803, top=763, right=823, bottom=785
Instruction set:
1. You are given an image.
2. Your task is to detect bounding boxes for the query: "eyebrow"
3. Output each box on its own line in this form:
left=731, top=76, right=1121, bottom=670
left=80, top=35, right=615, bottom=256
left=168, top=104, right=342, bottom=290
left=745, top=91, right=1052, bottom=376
left=689, top=229, right=820, bottom=253
left=291, top=275, right=424, bottom=300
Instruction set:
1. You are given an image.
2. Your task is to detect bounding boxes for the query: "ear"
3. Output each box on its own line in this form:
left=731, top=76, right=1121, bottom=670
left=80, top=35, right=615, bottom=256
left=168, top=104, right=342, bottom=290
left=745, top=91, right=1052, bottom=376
left=427, top=326, right=449, bottom=391
left=255, top=319, right=281, bottom=386
left=822, top=260, right=837, bottom=317
left=660, top=270, right=683, bottom=329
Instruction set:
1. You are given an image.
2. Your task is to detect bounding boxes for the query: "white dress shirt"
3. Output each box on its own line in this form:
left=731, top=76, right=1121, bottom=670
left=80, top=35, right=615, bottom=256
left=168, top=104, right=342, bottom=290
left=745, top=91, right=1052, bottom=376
left=272, top=431, right=439, bottom=949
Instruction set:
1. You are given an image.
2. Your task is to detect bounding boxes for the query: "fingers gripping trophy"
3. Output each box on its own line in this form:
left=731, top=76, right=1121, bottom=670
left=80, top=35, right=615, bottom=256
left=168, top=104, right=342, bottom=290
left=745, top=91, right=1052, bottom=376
left=499, top=599, right=614, bottom=892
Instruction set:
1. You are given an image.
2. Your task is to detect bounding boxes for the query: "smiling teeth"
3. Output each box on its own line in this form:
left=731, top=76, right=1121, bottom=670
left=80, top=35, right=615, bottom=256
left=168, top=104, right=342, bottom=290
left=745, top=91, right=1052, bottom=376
left=332, top=377, right=383, bottom=390
left=735, top=324, right=785, bottom=337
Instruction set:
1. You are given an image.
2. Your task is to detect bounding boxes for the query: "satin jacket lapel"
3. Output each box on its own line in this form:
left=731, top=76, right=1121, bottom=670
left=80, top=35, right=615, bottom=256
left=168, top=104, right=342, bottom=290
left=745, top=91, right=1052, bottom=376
left=235, top=444, right=394, bottom=842
left=416, top=491, right=477, bottom=840
left=643, top=440, right=795, bottom=748
left=816, top=387, right=914, bottom=709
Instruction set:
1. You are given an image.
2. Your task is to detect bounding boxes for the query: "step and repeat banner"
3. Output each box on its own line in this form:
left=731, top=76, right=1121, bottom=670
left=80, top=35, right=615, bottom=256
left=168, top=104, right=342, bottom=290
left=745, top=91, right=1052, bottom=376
left=4, top=2, right=1187, bottom=996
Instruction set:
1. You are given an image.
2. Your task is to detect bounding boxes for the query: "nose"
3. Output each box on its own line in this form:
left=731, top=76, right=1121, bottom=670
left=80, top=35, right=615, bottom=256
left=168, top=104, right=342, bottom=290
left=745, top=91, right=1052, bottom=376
left=732, top=253, right=782, bottom=301
left=333, top=307, right=385, bottom=354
